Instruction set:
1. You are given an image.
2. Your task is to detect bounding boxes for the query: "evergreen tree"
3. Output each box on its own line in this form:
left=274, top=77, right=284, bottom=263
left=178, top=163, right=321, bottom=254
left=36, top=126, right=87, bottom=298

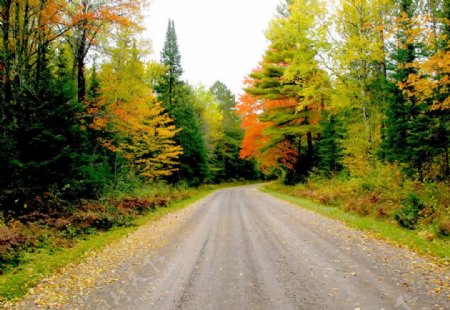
left=170, top=85, right=209, bottom=185
left=317, top=115, right=344, bottom=177
left=156, top=20, right=208, bottom=185
left=380, top=0, right=448, bottom=180
left=242, top=0, right=329, bottom=184
left=158, top=19, right=183, bottom=107
left=210, top=81, right=259, bottom=181
left=77, top=60, right=115, bottom=196
left=380, top=0, right=416, bottom=166
left=11, top=47, right=82, bottom=199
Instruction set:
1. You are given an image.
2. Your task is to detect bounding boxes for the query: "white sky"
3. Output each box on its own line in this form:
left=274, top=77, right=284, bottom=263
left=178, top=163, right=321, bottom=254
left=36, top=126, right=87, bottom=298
left=144, top=0, right=281, bottom=96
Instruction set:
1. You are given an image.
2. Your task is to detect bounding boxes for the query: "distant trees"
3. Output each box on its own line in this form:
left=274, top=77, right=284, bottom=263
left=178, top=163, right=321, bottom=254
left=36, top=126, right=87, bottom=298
left=210, top=81, right=259, bottom=182
left=154, top=20, right=258, bottom=185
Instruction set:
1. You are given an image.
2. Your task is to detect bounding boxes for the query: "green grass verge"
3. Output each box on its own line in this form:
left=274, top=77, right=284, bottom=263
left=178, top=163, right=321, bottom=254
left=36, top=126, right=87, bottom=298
left=261, top=186, right=449, bottom=261
left=0, top=186, right=217, bottom=303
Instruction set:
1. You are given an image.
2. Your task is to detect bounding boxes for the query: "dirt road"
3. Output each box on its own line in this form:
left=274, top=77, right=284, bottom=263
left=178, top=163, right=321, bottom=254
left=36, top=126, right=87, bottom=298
left=20, top=185, right=449, bottom=309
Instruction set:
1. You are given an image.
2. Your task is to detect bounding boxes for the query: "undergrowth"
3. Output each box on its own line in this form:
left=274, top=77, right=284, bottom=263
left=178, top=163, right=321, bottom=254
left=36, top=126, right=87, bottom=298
left=264, top=164, right=449, bottom=256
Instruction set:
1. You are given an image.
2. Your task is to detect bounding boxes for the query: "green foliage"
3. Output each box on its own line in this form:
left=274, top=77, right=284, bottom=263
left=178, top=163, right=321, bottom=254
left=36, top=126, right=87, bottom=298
left=395, top=194, right=425, bottom=229
left=379, top=0, right=449, bottom=180
left=209, top=81, right=259, bottom=182
left=155, top=21, right=210, bottom=186
left=0, top=46, right=84, bottom=205
left=169, top=85, right=209, bottom=185
left=317, top=115, right=344, bottom=177
left=156, top=19, right=184, bottom=107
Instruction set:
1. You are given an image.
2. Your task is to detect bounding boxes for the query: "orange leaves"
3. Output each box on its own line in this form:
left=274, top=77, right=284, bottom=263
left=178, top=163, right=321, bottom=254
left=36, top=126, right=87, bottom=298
left=236, top=93, right=270, bottom=161
left=394, top=13, right=450, bottom=111
left=275, top=140, right=299, bottom=171
left=40, top=0, right=66, bottom=26
left=66, top=0, right=144, bottom=53
left=264, top=98, right=298, bottom=110
left=399, top=50, right=450, bottom=110
left=93, top=96, right=182, bottom=180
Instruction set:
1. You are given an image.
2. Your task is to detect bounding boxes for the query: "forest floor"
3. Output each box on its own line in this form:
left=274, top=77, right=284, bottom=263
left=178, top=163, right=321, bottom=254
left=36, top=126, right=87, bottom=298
left=9, top=185, right=449, bottom=309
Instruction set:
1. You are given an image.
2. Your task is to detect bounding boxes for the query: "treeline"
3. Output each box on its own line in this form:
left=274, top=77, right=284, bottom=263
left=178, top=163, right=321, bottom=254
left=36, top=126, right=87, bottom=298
left=0, top=1, right=257, bottom=211
left=237, top=0, right=449, bottom=185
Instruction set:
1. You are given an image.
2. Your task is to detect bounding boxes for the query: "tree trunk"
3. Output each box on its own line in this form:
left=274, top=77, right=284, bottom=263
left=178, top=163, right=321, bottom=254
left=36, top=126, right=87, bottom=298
left=445, top=145, right=449, bottom=178
left=1, top=0, right=12, bottom=103
left=307, top=131, right=313, bottom=157
left=77, top=26, right=87, bottom=103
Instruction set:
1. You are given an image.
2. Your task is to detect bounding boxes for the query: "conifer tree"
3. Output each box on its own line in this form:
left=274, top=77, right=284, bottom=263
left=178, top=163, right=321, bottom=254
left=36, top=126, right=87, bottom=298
left=317, top=115, right=344, bottom=177
left=380, top=0, right=449, bottom=179
left=156, top=20, right=208, bottom=185
left=210, top=81, right=259, bottom=181
left=158, top=19, right=183, bottom=108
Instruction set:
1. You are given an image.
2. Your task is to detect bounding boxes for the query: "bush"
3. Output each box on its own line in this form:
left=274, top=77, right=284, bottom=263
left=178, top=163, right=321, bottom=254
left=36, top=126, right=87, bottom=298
left=0, top=222, right=35, bottom=269
left=395, top=194, right=425, bottom=229
left=438, top=218, right=450, bottom=236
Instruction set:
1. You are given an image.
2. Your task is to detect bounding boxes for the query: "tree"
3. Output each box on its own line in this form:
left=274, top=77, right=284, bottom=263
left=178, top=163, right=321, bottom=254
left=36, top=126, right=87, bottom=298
left=381, top=0, right=449, bottom=179
left=65, top=0, right=143, bottom=102
left=192, top=86, right=223, bottom=180
left=332, top=0, right=394, bottom=176
left=317, top=115, right=345, bottom=177
left=239, top=0, right=330, bottom=184
left=157, top=19, right=183, bottom=107
left=4, top=45, right=82, bottom=198
left=94, top=32, right=182, bottom=181
left=210, top=81, right=259, bottom=182
left=155, top=20, right=208, bottom=185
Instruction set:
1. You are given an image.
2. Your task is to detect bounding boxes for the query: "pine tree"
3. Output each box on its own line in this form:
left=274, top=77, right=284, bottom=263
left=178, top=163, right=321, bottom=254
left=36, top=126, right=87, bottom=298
left=380, top=0, right=449, bottom=180
left=242, top=0, right=329, bottom=184
left=155, top=20, right=208, bottom=185
left=317, top=115, right=344, bottom=177
left=12, top=46, right=82, bottom=197
left=158, top=19, right=183, bottom=108
left=381, top=0, right=416, bottom=165
left=210, top=81, right=259, bottom=182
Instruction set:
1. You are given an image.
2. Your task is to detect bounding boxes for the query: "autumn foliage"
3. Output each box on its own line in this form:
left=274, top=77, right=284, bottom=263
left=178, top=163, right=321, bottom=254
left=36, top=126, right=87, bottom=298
left=237, top=0, right=449, bottom=183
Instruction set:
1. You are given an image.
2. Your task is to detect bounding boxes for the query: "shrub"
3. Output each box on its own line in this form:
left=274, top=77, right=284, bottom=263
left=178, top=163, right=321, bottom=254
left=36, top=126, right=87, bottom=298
left=437, top=218, right=450, bottom=236
left=395, top=194, right=425, bottom=229
left=0, top=222, right=34, bottom=269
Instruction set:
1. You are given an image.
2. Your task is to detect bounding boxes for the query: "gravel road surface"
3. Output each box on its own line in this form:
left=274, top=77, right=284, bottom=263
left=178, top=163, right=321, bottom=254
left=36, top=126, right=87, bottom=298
left=17, top=185, right=449, bottom=309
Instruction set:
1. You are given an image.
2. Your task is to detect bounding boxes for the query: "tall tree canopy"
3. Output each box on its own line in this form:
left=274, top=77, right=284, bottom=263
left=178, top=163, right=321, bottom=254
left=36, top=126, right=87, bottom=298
left=237, top=0, right=330, bottom=184
left=238, top=0, right=449, bottom=182
left=155, top=20, right=208, bottom=185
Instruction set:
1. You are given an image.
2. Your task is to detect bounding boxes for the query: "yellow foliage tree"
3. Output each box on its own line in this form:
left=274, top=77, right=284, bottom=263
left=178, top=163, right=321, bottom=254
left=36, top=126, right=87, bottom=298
left=93, top=31, right=182, bottom=180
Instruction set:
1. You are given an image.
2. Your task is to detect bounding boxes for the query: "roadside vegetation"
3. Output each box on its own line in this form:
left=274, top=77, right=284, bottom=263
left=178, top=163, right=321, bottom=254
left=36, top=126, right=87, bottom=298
left=0, top=182, right=254, bottom=304
left=264, top=175, right=449, bottom=259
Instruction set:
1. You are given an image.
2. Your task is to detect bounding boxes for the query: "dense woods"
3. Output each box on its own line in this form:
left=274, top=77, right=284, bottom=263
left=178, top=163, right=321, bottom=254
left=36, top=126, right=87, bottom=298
left=0, top=0, right=448, bottom=301
left=238, top=0, right=448, bottom=233
left=0, top=0, right=258, bottom=282
left=0, top=2, right=257, bottom=211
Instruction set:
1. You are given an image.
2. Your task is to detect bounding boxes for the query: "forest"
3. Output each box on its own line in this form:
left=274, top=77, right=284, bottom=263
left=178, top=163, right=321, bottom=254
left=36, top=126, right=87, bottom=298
left=238, top=0, right=449, bottom=236
left=0, top=0, right=448, bottom=303
left=0, top=0, right=259, bottom=294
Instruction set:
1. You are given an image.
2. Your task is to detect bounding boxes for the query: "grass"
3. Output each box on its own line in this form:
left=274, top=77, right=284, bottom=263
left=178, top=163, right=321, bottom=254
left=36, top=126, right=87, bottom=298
left=0, top=185, right=217, bottom=304
left=261, top=186, right=450, bottom=261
